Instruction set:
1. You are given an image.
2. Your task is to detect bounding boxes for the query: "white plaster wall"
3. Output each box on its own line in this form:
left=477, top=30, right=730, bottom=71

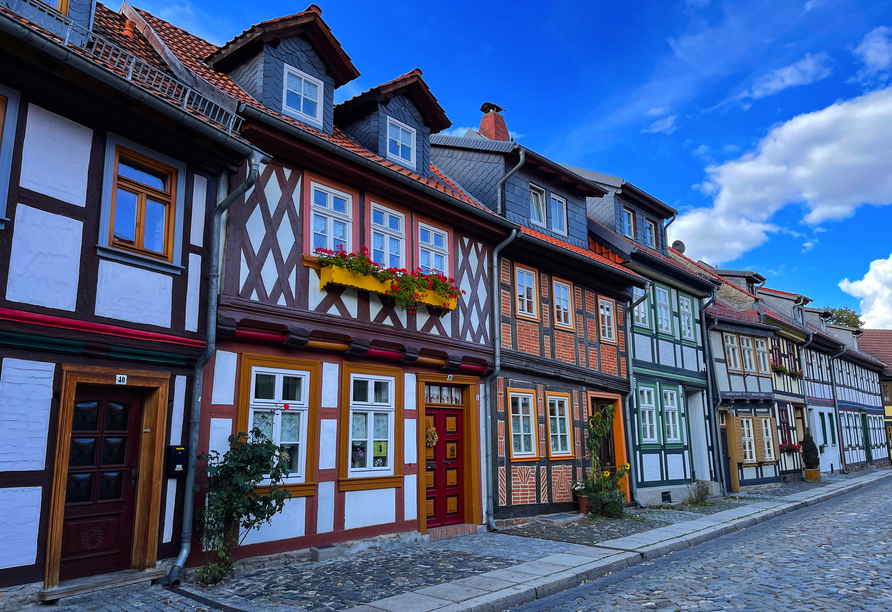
left=666, top=454, right=685, bottom=480
left=170, top=375, right=187, bottom=445
left=404, top=373, right=416, bottom=412
left=742, top=466, right=758, bottom=480
left=686, top=392, right=711, bottom=483
left=321, top=362, right=339, bottom=408
left=0, top=487, right=42, bottom=569
left=683, top=346, right=698, bottom=371
left=634, top=334, right=652, bottom=362
left=659, top=340, right=676, bottom=366
left=317, top=481, right=335, bottom=534
left=0, top=358, right=55, bottom=471
left=404, top=474, right=417, bottom=521
left=210, top=351, right=237, bottom=405
left=641, top=454, right=661, bottom=482
left=162, top=480, right=177, bottom=544
left=344, top=488, right=396, bottom=530
left=185, top=253, right=202, bottom=332
left=190, top=175, right=207, bottom=247
left=20, top=105, right=92, bottom=206
left=404, top=419, right=417, bottom=465
left=319, top=419, right=337, bottom=470
left=209, top=418, right=232, bottom=458
left=242, top=497, right=306, bottom=545
left=6, top=205, right=82, bottom=311
left=95, top=260, right=172, bottom=327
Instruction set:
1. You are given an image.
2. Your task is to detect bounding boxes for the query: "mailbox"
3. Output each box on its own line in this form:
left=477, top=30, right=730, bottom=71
left=167, top=446, right=188, bottom=478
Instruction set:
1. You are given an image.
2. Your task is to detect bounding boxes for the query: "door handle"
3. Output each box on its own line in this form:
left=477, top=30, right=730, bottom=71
left=130, top=463, right=139, bottom=488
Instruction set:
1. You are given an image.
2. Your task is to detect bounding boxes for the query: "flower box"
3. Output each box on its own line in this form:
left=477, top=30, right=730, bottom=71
left=417, top=291, right=457, bottom=312
left=319, top=265, right=390, bottom=296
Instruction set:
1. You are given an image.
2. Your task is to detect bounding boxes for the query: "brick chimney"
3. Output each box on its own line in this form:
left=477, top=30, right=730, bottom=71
left=478, top=102, right=510, bottom=141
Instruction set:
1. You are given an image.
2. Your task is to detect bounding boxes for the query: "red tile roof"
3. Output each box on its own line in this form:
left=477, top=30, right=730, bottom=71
left=520, top=227, right=644, bottom=281
left=707, top=303, right=762, bottom=325
left=669, top=248, right=758, bottom=298
left=859, top=329, right=892, bottom=374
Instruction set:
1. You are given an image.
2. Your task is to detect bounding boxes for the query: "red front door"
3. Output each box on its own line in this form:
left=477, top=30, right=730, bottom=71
left=61, top=387, right=143, bottom=580
left=424, top=385, right=465, bottom=528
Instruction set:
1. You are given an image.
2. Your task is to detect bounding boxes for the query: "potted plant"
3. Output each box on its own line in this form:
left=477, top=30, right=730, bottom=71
left=571, top=480, right=589, bottom=514
left=801, top=432, right=821, bottom=482
left=574, top=404, right=630, bottom=519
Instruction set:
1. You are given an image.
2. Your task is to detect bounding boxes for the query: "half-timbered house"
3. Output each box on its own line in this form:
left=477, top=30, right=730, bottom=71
left=859, top=329, right=892, bottom=462
left=577, top=170, right=721, bottom=505
left=0, top=0, right=264, bottom=603
left=802, top=307, right=846, bottom=472
left=127, top=4, right=516, bottom=564
left=431, top=107, right=645, bottom=518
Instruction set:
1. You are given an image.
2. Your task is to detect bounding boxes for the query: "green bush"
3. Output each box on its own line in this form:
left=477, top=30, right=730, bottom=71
left=602, top=500, right=624, bottom=519
left=801, top=432, right=820, bottom=470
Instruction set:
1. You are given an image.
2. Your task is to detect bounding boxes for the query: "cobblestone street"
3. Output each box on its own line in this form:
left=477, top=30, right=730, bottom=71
left=513, top=475, right=892, bottom=612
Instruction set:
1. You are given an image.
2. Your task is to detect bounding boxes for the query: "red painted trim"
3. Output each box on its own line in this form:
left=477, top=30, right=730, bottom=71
left=457, top=363, right=486, bottom=373
left=231, top=328, right=287, bottom=344
left=0, top=307, right=205, bottom=348
left=366, top=348, right=403, bottom=360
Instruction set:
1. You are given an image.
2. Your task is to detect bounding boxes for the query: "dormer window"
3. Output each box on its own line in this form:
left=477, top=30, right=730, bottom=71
left=644, top=220, right=657, bottom=247
left=621, top=207, right=635, bottom=238
left=283, top=65, right=323, bottom=125
left=549, top=195, right=567, bottom=235
left=530, top=185, right=546, bottom=227
left=39, top=1, right=68, bottom=14
left=387, top=118, right=415, bottom=167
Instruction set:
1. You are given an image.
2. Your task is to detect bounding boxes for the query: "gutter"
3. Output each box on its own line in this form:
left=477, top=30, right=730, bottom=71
left=698, top=292, right=725, bottom=496
left=0, top=11, right=261, bottom=159
left=663, top=212, right=678, bottom=234
left=496, top=147, right=525, bottom=215
left=239, top=105, right=515, bottom=230
left=168, top=150, right=265, bottom=585
left=828, top=345, right=849, bottom=474
left=623, top=281, right=651, bottom=508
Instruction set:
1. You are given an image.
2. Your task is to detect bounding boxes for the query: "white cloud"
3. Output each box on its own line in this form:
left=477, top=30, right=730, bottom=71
left=851, top=26, right=892, bottom=84
left=840, top=253, right=892, bottom=328
left=671, top=87, right=892, bottom=264
left=642, top=115, right=679, bottom=135
left=442, top=126, right=476, bottom=137
left=647, top=107, right=666, bottom=116
left=803, top=0, right=824, bottom=12
left=801, top=240, right=816, bottom=253
left=744, top=53, right=833, bottom=99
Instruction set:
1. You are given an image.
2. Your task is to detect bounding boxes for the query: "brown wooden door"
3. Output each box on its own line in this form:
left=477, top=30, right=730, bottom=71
left=425, top=407, right=464, bottom=527
left=61, top=386, right=143, bottom=580
left=590, top=399, right=616, bottom=471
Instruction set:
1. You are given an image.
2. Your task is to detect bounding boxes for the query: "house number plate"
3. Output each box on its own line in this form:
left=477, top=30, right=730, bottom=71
left=116, top=374, right=128, bottom=385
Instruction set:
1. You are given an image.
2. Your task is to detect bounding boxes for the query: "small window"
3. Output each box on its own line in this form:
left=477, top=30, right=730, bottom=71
left=530, top=185, right=546, bottom=227
left=249, top=366, right=310, bottom=480
left=663, top=389, right=680, bottom=443
left=509, top=392, right=537, bottom=458
left=312, top=183, right=352, bottom=253
left=741, top=418, right=756, bottom=463
left=644, top=220, right=657, bottom=247
left=349, top=374, right=395, bottom=475
left=39, top=1, right=70, bottom=15
left=553, top=280, right=573, bottom=328
left=549, top=194, right=567, bottom=234
left=633, top=286, right=649, bottom=328
left=547, top=395, right=572, bottom=456
left=621, top=207, right=635, bottom=238
left=755, top=339, right=770, bottom=373
left=387, top=117, right=415, bottom=167
left=599, top=298, right=616, bottom=342
left=516, top=266, right=537, bottom=317
left=370, top=204, right=404, bottom=269
left=679, top=296, right=695, bottom=341
left=283, top=65, right=323, bottom=124
left=740, top=336, right=756, bottom=372
left=639, top=387, right=657, bottom=443
left=761, top=418, right=775, bottom=461
left=109, top=146, right=177, bottom=262
left=418, top=223, right=449, bottom=275
left=656, top=287, right=672, bottom=334
left=724, top=334, right=741, bottom=370
left=883, top=383, right=891, bottom=403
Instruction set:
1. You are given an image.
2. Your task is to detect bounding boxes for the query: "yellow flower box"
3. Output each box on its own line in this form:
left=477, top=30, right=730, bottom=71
left=417, top=291, right=458, bottom=312
left=319, top=265, right=391, bottom=296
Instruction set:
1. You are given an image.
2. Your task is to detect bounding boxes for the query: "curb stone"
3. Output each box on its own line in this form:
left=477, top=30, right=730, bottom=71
left=346, top=469, right=892, bottom=612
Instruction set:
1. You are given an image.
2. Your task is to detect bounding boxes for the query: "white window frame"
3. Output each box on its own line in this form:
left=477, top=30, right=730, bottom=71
left=761, top=417, right=775, bottom=461
left=663, top=388, right=681, bottom=443
left=639, top=387, right=658, bottom=443
left=311, top=182, right=353, bottom=253
left=724, top=334, right=741, bottom=370
left=740, top=336, right=756, bottom=372
left=644, top=219, right=657, bottom=247
left=633, top=286, right=650, bottom=328
left=529, top=185, right=546, bottom=228
left=348, top=373, right=396, bottom=476
left=741, top=417, right=756, bottom=463
left=386, top=116, right=416, bottom=168
left=755, top=339, right=770, bottom=374
left=679, top=296, right=695, bottom=341
left=621, top=207, right=635, bottom=238
left=509, top=392, right=537, bottom=458
left=547, top=395, right=572, bottom=456
left=418, top=222, right=449, bottom=275
left=549, top=194, right=567, bottom=235
left=516, top=266, right=537, bottom=317
left=599, top=298, right=616, bottom=342
left=370, top=203, right=405, bottom=269
left=282, top=64, right=323, bottom=125
left=0, top=83, right=21, bottom=229
left=248, top=366, right=311, bottom=483
left=656, top=287, right=672, bottom=334
left=553, top=280, right=573, bottom=329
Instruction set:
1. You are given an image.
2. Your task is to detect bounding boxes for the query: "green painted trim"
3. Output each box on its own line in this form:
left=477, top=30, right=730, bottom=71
left=633, top=365, right=708, bottom=387
left=677, top=293, right=698, bottom=344
left=0, top=330, right=84, bottom=354
left=659, top=383, right=684, bottom=444
left=108, top=346, right=190, bottom=366
left=632, top=285, right=654, bottom=331
left=654, top=283, right=674, bottom=338
left=636, top=381, right=661, bottom=445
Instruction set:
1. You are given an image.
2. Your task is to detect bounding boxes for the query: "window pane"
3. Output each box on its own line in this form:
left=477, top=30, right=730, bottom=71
left=282, top=376, right=302, bottom=402
left=113, top=188, right=138, bottom=245
left=105, top=402, right=130, bottom=431
left=400, top=127, right=412, bottom=145
left=351, top=439, right=367, bottom=468
left=101, top=438, right=126, bottom=465
left=420, top=250, right=430, bottom=268
left=352, top=412, right=367, bottom=439
left=332, top=196, right=347, bottom=214
left=118, top=159, right=166, bottom=191
left=313, top=189, right=328, bottom=208
left=303, top=79, right=318, bottom=101
left=285, top=90, right=303, bottom=111
left=373, top=209, right=384, bottom=225
left=253, top=410, right=274, bottom=440
left=434, top=254, right=444, bottom=271
left=433, top=233, right=444, bottom=248
left=98, top=471, right=124, bottom=500
left=69, top=438, right=96, bottom=467
left=254, top=374, right=276, bottom=399
left=144, top=199, right=166, bottom=254
left=280, top=412, right=300, bottom=444
left=374, top=380, right=389, bottom=403
left=389, top=237, right=400, bottom=255
left=374, top=413, right=388, bottom=439
left=389, top=123, right=400, bottom=140
left=420, top=228, right=430, bottom=243
left=400, top=143, right=412, bottom=161
left=286, top=72, right=302, bottom=92
left=388, top=137, right=401, bottom=157
left=73, top=401, right=99, bottom=431
left=302, top=98, right=318, bottom=118
left=388, top=214, right=400, bottom=231
left=353, top=379, right=369, bottom=403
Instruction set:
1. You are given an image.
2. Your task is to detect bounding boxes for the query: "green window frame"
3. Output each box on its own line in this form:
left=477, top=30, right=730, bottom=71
left=678, top=293, right=697, bottom=344
left=637, top=383, right=660, bottom=445
left=661, top=385, right=683, bottom=444
left=655, top=284, right=674, bottom=337
left=632, top=285, right=652, bottom=330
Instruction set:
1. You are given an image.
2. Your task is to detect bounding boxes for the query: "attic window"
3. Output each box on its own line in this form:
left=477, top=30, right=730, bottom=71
left=387, top=117, right=415, bottom=167
left=283, top=65, right=323, bottom=124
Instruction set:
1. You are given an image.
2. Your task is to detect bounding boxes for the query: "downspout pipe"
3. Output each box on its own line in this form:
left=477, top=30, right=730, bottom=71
left=623, top=281, right=651, bottom=508
left=168, top=150, right=265, bottom=585
left=698, top=293, right=724, bottom=496
left=663, top=213, right=678, bottom=234
left=705, top=313, right=725, bottom=494
left=829, top=345, right=849, bottom=474
left=496, top=147, right=525, bottom=216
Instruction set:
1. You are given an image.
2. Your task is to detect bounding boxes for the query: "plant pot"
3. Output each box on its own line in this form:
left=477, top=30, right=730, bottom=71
left=319, top=265, right=390, bottom=296
left=804, top=468, right=821, bottom=482
left=577, top=495, right=588, bottom=515
left=417, top=291, right=458, bottom=312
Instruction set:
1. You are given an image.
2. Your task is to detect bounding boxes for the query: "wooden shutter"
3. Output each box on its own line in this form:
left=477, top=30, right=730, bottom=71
left=769, top=417, right=781, bottom=462
left=734, top=416, right=746, bottom=465
left=754, top=417, right=765, bottom=463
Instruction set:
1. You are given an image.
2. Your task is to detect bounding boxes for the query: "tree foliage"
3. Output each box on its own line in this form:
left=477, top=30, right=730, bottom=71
left=801, top=432, right=821, bottom=470
left=824, top=306, right=863, bottom=329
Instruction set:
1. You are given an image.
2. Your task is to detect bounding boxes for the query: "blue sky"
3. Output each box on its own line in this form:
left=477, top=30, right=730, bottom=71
left=133, top=0, right=892, bottom=326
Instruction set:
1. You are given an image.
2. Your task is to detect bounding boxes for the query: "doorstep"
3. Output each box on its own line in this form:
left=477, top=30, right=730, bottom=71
left=427, top=523, right=484, bottom=541
left=38, top=568, right=165, bottom=603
